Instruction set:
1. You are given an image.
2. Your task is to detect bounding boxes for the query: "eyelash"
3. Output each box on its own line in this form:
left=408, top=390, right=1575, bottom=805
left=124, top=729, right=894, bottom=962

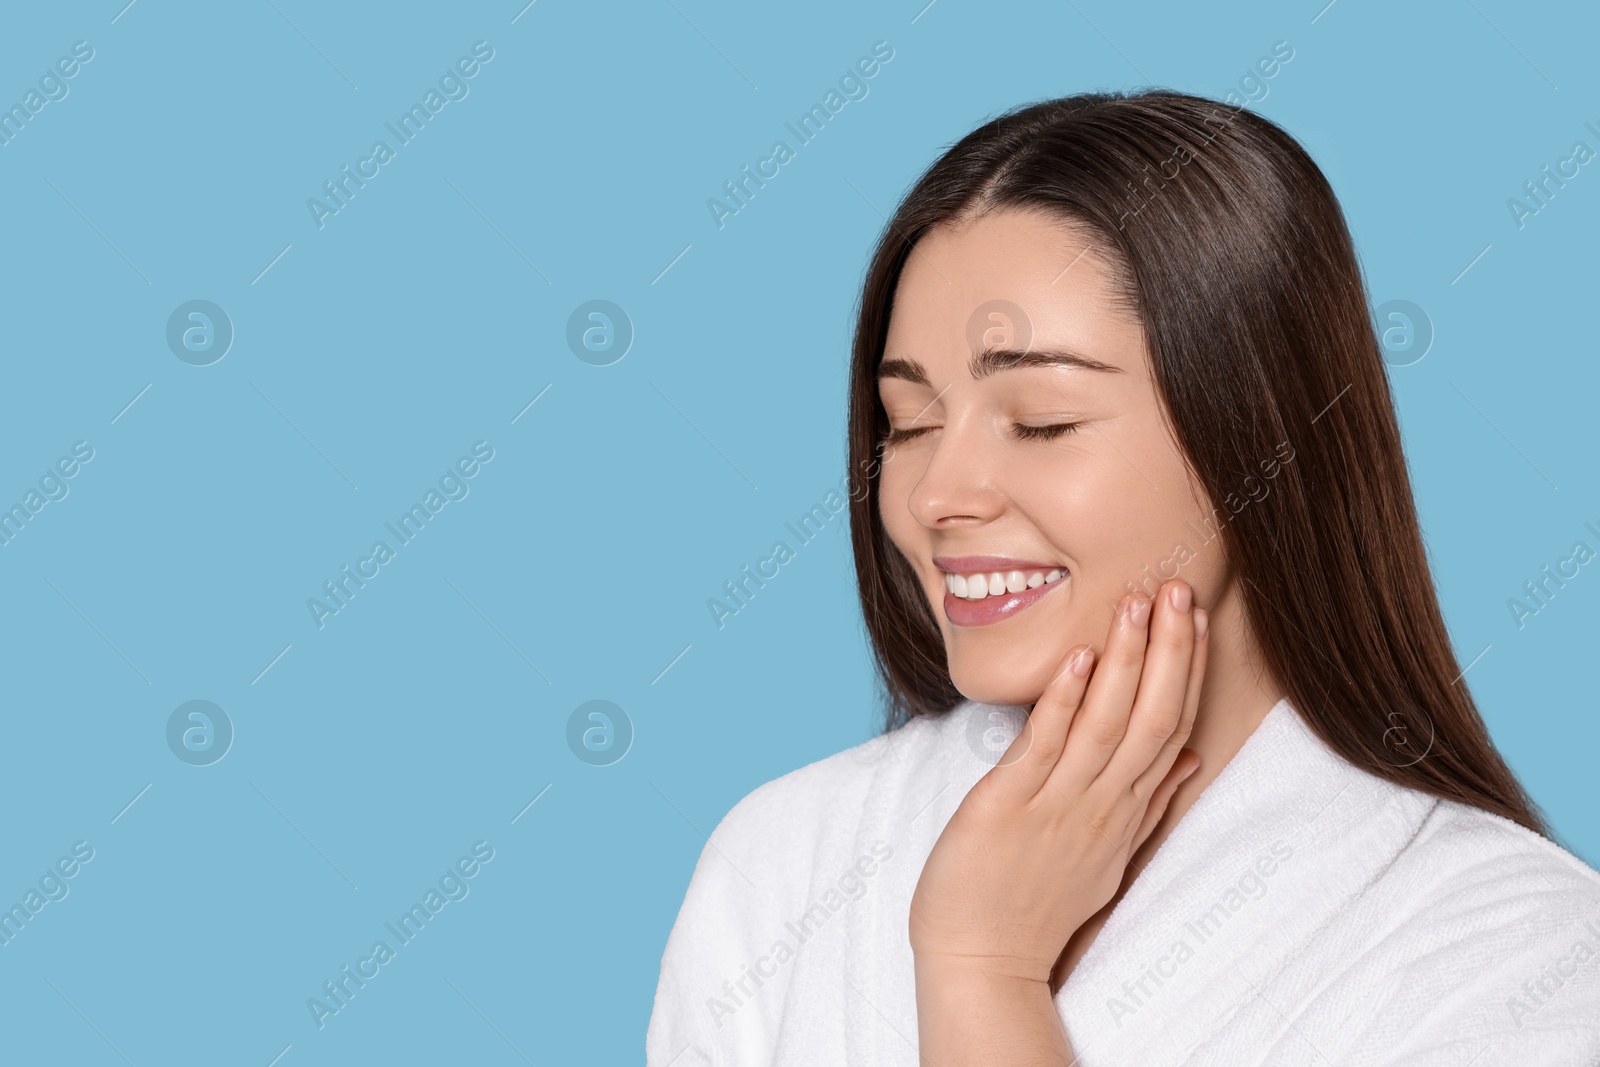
left=879, top=422, right=1083, bottom=445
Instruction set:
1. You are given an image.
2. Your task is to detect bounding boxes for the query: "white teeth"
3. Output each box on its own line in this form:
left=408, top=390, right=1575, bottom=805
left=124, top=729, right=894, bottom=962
left=944, top=567, right=1067, bottom=600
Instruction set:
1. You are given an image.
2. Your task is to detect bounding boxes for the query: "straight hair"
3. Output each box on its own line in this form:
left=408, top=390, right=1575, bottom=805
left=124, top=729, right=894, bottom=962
left=845, top=89, right=1549, bottom=837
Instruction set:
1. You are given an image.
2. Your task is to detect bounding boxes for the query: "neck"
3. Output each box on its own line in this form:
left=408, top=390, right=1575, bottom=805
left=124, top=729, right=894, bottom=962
left=1130, top=576, right=1284, bottom=876
left=1049, top=577, right=1284, bottom=994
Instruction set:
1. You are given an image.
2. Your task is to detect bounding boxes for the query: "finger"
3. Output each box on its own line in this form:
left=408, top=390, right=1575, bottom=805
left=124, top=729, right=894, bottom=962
left=1101, top=580, right=1197, bottom=793
left=987, top=643, right=1095, bottom=801
left=1051, top=592, right=1152, bottom=788
left=1132, top=604, right=1208, bottom=801
left=1130, top=748, right=1200, bottom=855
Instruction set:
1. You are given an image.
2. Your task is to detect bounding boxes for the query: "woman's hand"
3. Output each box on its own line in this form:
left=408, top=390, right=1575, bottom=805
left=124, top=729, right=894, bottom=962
left=908, top=579, right=1208, bottom=988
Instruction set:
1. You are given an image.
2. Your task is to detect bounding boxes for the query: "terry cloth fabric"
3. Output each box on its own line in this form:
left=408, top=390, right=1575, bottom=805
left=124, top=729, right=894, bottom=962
left=646, top=696, right=1600, bottom=1065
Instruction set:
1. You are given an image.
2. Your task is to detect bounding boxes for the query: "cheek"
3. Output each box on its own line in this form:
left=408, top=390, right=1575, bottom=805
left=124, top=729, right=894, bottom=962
left=1033, top=449, right=1210, bottom=603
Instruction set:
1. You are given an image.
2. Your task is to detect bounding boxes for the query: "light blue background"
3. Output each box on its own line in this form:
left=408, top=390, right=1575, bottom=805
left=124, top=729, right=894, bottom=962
left=0, top=1, right=1595, bottom=1063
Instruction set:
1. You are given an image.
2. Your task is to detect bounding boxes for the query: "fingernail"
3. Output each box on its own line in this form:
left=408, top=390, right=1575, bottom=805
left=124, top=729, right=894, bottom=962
left=1170, top=582, right=1191, bottom=613
left=1071, top=647, right=1093, bottom=677
left=1194, top=608, right=1209, bottom=640
left=1129, top=596, right=1151, bottom=628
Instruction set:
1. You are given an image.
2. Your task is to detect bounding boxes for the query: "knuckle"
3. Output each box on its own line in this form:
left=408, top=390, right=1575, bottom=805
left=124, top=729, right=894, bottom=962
left=1130, top=777, right=1156, bottom=807
left=1149, top=701, right=1184, bottom=737
left=1027, top=734, right=1065, bottom=767
left=1116, top=637, right=1147, bottom=667
left=1081, top=803, right=1117, bottom=839
left=1086, top=715, right=1126, bottom=747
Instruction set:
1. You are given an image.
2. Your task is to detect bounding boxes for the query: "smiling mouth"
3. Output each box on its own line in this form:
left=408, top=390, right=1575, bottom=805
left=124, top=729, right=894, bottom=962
left=944, top=567, right=1068, bottom=600
left=940, top=567, right=1069, bottom=627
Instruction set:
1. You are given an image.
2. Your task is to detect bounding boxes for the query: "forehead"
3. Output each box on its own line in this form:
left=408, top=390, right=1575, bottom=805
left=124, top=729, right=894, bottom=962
left=881, top=209, right=1142, bottom=376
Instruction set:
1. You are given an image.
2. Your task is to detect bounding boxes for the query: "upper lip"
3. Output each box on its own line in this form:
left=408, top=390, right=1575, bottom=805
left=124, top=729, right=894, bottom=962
left=933, top=555, right=1068, bottom=575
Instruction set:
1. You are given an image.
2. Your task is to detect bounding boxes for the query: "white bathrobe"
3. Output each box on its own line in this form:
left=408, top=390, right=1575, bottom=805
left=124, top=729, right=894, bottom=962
left=646, top=696, right=1600, bottom=1065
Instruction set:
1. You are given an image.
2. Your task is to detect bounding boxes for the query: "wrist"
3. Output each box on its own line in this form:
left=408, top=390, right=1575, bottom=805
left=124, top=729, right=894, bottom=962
left=912, top=952, right=1052, bottom=992
left=913, top=956, right=1071, bottom=1064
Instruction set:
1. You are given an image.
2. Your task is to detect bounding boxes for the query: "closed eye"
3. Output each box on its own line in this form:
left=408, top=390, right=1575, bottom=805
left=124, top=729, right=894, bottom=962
left=1011, top=422, right=1083, bottom=441
left=878, top=426, right=925, bottom=447
left=878, top=422, right=1083, bottom=445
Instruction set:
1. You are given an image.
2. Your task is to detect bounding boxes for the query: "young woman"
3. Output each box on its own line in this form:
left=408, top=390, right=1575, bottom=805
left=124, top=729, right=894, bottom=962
left=646, top=89, right=1600, bottom=1065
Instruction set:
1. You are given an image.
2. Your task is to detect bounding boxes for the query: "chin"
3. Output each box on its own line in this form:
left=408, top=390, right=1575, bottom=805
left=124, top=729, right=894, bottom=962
left=948, top=660, right=1054, bottom=709
left=940, top=606, right=1081, bottom=709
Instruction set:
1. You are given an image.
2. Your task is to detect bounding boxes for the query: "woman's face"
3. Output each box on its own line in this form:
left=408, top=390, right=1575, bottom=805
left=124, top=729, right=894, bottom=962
left=877, top=208, right=1230, bottom=708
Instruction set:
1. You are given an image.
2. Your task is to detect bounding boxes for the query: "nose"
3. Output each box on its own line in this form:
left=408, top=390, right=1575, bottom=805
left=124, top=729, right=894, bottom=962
left=905, top=411, right=1007, bottom=530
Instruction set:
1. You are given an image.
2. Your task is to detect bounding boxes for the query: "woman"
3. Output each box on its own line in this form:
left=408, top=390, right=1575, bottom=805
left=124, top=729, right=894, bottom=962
left=646, top=89, right=1600, bottom=1065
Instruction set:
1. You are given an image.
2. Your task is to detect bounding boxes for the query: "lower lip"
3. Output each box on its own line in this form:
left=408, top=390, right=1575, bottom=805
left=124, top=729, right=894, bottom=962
left=943, top=573, right=1068, bottom=627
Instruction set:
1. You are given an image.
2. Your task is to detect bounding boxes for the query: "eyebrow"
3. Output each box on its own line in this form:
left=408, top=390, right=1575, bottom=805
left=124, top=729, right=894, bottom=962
left=877, top=347, right=1124, bottom=385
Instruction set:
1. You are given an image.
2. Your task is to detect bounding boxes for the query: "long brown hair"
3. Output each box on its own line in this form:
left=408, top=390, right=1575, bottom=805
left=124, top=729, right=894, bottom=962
left=845, top=88, right=1550, bottom=837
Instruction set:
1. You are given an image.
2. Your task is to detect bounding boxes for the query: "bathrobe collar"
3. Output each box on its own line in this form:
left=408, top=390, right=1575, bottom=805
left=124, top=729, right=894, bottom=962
left=841, top=694, right=1440, bottom=1064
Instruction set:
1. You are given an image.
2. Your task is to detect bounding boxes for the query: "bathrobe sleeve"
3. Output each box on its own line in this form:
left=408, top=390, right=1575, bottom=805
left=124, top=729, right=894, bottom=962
left=646, top=778, right=798, bottom=1066
left=1332, top=807, right=1600, bottom=1065
left=1351, top=931, right=1600, bottom=1067
left=645, top=720, right=906, bottom=1066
